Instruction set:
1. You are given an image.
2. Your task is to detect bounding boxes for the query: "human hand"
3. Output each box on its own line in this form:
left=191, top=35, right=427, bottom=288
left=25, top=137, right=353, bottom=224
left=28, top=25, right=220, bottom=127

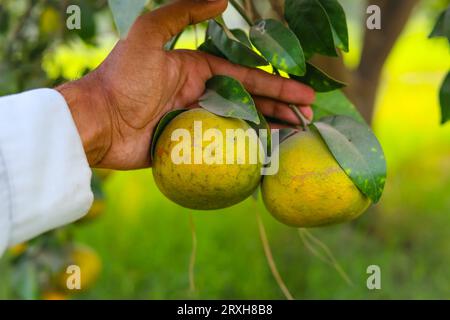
left=57, top=0, right=315, bottom=170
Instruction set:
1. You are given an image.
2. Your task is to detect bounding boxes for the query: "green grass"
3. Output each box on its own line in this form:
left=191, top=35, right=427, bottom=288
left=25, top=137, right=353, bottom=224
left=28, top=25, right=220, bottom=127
left=63, top=160, right=448, bottom=299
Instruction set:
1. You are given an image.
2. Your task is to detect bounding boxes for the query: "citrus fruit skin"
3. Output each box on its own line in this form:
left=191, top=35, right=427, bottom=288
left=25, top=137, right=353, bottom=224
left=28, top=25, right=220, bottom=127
left=152, top=109, right=262, bottom=210
left=262, top=130, right=371, bottom=227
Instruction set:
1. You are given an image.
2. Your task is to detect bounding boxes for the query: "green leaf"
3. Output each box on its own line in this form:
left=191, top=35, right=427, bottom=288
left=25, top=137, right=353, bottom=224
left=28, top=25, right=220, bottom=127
left=198, top=39, right=227, bottom=59
left=199, top=75, right=260, bottom=124
left=429, top=11, right=445, bottom=38
left=230, top=28, right=252, bottom=47
left=290, top=63, right=346, bottom=92
left=317, top=0, right=349, bottom=52
left=312, top=90, right=365, bottom=123
left=312, top=116, right=387, bottom=203
left=108, top=0, right=147, bottom=38
left=207, top=19, right=268, bottom=68
left=429, top=7, right=450, bottom=42
left=250, top=19, right=306, bottom=76
left=285, top=0, right=337, bottom=58
left=440, top=72, right=450, bottom=124
left=150, top=109, right=188, bottom=159
left=441, top=8, right=450, bottom=42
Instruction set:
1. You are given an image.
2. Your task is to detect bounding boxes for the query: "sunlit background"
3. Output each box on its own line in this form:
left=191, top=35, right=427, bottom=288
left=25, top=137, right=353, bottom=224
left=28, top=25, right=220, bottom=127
left=0, top=0, right=449, bottom=299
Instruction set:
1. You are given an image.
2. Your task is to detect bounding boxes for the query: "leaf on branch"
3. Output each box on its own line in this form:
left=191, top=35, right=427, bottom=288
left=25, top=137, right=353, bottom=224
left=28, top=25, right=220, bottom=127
left=250, top=19, right=306, bottom=76
left=150, top=109, right=187, bottom=160
left=199, top=75, right=260, bottom=124
left=440, top=72, right=450, bottom=124
left=429, top=7, right=450, bottom=42
left=230, top=28, right=252, bottom=47
left=207, top=19, right=268, bottom=68
left=312, top=116, right=387, bottom=203
left=108, top=0, right=147, bottom=39
left=317, top=0, right=349, bottom=52
left=285, top=0, right=337, bottom=58
left=312, top=116, right=386, bottom=203
left=198, top=39, right=227, bottom=58
left=312, top=90, right=365, bottom=124
left=290, top=62, right=346, bottom=92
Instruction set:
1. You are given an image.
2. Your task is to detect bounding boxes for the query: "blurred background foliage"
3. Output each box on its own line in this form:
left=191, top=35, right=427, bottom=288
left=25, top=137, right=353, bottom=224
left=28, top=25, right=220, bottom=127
left=0, top=0, right=449, bottom=299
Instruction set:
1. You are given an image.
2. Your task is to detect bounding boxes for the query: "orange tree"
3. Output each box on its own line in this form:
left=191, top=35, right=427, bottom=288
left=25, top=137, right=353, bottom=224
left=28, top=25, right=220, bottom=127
left=0, top=0, right=448, bottom=299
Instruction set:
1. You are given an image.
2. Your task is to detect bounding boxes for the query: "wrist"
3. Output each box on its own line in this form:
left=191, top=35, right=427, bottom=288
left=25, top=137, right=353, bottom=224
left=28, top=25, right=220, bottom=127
left=56, top=74, right=112, bottom=167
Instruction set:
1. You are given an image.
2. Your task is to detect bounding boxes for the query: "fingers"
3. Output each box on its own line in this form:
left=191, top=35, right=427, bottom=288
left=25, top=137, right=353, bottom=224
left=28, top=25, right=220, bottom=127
left=131, top=0, right=228, bottom=47
left=253, top=97, right=313, bottom=125
left=202, top=53, right=316, bottom=106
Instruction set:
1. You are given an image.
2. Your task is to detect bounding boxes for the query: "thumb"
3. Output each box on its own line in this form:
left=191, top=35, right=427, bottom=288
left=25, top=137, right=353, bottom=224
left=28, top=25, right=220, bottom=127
left=130, top=0, right=228, bottom=47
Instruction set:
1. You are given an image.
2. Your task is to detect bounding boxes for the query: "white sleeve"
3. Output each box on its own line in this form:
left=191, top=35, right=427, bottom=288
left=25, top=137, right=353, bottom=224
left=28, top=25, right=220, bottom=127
left=0, top=89, right=93, bottom=256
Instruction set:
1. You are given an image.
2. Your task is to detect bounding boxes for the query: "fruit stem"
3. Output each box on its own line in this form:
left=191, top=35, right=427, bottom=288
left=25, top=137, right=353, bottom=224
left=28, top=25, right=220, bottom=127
left=189, top=213, right=197, bottom=294
left=230, top=0, right=254, bottom=26
left=289, top=104, right=310, bottom=131
left=254, top=201, right=295, bottom=300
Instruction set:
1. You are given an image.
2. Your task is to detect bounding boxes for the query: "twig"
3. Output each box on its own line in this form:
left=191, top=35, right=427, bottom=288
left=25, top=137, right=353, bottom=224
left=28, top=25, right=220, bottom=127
left=189, top=213, right=197, bottom=293
left=288, top=104, right=310, bottom=131
left=254, top=201, right=294, bottom=300
left=271, top=67, right=311, bottom=131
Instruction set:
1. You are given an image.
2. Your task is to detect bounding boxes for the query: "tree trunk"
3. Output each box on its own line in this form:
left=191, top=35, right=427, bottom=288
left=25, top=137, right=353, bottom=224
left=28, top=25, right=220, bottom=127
left=352, top=0, right=420, bottom=124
